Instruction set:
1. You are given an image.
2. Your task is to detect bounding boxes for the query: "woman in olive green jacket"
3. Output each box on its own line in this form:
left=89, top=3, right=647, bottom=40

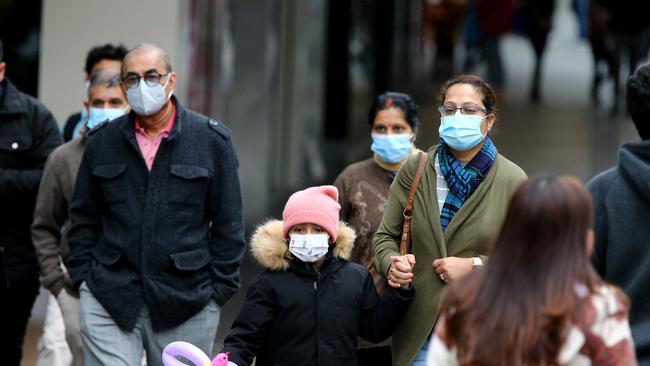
left=371, top=74, right=527, bottom=366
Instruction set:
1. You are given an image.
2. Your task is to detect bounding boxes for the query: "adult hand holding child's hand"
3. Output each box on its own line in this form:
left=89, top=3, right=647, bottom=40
left=388, top=254, right=416, bottom=288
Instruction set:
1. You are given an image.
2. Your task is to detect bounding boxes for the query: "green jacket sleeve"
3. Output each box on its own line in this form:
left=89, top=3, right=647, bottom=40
left=371, top=154, right=419, bottom=279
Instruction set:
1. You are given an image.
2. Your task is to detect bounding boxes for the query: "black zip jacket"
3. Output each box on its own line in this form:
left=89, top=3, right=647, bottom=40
left=0, top=78, right=61, bottom=287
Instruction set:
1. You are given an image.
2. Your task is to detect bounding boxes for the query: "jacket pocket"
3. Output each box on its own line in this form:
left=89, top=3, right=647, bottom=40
left=92, top=163, right=127, bottom=179
left=170, top=164, right=210, bottom=180
left=91, top=245, right=123, bottom=266
left=92, top=163, right=127, bottom=203
left=169, top=247, right=212, bottom=271
left=168, top=164, right=210, bottom=213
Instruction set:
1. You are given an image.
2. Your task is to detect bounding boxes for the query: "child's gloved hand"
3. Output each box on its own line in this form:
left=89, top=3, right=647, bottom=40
left=212, top=352, right=238, bottom=366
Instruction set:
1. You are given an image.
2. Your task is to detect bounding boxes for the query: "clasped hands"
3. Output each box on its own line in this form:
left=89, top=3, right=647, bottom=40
left=388, top=255, right=475, bottom=287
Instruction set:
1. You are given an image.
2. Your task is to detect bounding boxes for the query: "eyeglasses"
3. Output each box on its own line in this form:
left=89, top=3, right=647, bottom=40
left=438, top=105, right=490, bottom=116
left=122, top=72, right=170, bottom=89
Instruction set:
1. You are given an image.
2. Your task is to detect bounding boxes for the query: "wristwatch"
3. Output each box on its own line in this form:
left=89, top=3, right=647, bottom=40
left=472, top=256, right=483, bottom=269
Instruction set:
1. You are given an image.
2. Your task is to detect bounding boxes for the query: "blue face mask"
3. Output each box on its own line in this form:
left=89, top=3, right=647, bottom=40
left=439, top=113, right=487, bottom=151
left=86, top=107, right=127, bottom=129
left=371, top=133, right=413, bottom=164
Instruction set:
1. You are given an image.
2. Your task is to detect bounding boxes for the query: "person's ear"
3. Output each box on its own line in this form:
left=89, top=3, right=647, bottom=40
left=0, top=62, right=7, bottom=83
left=586, top=228, right=595, bottom=255
left=486, top=114, right=496, bottom=133
left=167, top=72, right=176, bottom=92
left=410, top=128, right=418, bottom=142
left=120, top=82, right=128, bottom=98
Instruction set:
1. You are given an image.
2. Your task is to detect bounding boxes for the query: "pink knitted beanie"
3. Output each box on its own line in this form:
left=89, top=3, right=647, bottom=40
left=282, top=185, right=341, bottom=242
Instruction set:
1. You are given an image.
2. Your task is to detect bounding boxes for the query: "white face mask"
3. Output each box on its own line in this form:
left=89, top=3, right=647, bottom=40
left=126, top=75, right=173, bottom=116
left=289, top=233, right=330, bottom=263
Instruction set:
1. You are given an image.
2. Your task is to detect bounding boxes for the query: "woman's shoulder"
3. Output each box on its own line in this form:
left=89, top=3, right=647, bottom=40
left=398, top=146, right=436, bottom=176
left=560, top=284, right=633, bottom=364
left=578, top=284, right=629, bottom=321
left=337, top=158, right=377, bottom=177
left=495, top=153, right=527, bottom=181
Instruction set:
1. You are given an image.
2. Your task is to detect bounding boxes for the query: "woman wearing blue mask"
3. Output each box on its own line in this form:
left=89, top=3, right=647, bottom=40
left=372, top=74, right=527, bottom=366
left=333, top=91, right=420, bottom=366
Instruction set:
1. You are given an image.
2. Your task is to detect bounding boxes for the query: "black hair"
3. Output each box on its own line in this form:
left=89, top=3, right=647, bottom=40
left=84, top=43, right=128, bottom=76
left=627, top=63, right=650, bottom=140
left=368, top=92, right=419, bottom=130
left=439, top=74, right=498, bottom=116
left=0, top=39, right=3, bottom=62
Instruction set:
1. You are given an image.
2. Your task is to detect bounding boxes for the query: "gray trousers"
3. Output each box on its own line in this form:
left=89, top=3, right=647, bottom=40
left=79, top=282, right=220, bottom=366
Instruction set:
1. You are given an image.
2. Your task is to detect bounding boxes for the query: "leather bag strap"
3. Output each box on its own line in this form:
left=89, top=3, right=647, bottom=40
left=399, top=151, right=428, bottom=255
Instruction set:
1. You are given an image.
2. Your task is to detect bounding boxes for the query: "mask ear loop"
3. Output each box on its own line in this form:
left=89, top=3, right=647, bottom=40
left=483, top=111, right=495, bottom=138
left=162, top=73, right=174, bottom=102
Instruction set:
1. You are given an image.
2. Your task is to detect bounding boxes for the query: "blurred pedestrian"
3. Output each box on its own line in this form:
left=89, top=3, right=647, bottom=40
left=519, top=0, right=556, bottom=102
left=588, top=63, right=650, bottom=364
left=32, top=70, right=128, bottom=366
left=61, top=43, right=127, bottom=141
left=66, top=43, right=246, bottom=366
left=221, top=186, right=414, bottom=366
left=463, top=0, right=516, bottom=92
left=0, top=39, right=63, bottom=366
left=427, top=175, right=637, bottom=365
left=595, top=0, right=649, bottom=114
left=334, top=91, right=420, bottom=365
left=424, top=0, right=466, bottom=81
left=587, top=0, right=617, bottom=107
left=372, top=74, right=526, bottom=365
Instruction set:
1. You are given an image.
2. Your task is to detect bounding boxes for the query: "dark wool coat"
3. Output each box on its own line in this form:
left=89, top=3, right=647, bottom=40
left=222, top=220, right=414, bottom=366
left=67, top=97, right=246, bottom=331
left=0, top=78, right=61, bottom=286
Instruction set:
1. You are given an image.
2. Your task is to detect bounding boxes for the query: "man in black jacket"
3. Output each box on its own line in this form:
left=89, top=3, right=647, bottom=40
left=67, top=43, right=246, bottom=365
left=588, top=63, right=650, bottom=365
left=0, top=40, right=63, bottom=365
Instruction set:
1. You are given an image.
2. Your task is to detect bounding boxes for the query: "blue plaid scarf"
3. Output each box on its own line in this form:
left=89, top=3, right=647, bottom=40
left=438, top=138, right=497, bottom=231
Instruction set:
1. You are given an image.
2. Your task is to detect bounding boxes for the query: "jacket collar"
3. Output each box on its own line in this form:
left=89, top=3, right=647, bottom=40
left=0, top=79, right=28, bottom=115
left=250, top=220, right=356, bottom=271
left=117, top=96, right=184, bottom=160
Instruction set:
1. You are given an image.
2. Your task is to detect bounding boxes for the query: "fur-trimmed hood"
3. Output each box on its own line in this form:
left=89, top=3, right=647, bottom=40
left=250, top=220, right=356, bottom=271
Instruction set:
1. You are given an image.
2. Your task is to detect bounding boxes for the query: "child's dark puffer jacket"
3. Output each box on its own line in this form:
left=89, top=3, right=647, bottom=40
left=223, top=220, right=414, bottom=366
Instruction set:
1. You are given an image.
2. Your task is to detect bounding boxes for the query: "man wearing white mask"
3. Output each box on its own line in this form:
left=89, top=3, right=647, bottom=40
left=66, top=44, right=246, bottom=366
left=32, top=69, right=129, bottom=366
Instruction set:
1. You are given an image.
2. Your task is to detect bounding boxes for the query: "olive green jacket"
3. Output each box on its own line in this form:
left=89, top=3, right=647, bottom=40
left=371, top=145, right=526, bottom=366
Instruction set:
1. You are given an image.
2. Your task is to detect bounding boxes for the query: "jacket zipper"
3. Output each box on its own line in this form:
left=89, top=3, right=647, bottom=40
left=314, top=269, right=320, bottom=364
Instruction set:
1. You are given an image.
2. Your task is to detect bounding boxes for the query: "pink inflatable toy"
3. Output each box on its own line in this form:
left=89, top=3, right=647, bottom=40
left=162, top=341, right=231, bottom=366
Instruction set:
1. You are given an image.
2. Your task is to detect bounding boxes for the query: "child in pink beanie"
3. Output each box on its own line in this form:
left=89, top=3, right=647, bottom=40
left=221, top=185, right=414, bottom=366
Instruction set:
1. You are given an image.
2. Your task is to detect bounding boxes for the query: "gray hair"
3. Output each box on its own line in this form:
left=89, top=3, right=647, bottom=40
left=122, top=43, right=172, bottom=75
left=87, top=69, right=121, bottom=99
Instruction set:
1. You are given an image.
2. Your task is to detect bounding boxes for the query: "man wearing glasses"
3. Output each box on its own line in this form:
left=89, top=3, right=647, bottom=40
left=66, top=43, right=246, bottom=365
